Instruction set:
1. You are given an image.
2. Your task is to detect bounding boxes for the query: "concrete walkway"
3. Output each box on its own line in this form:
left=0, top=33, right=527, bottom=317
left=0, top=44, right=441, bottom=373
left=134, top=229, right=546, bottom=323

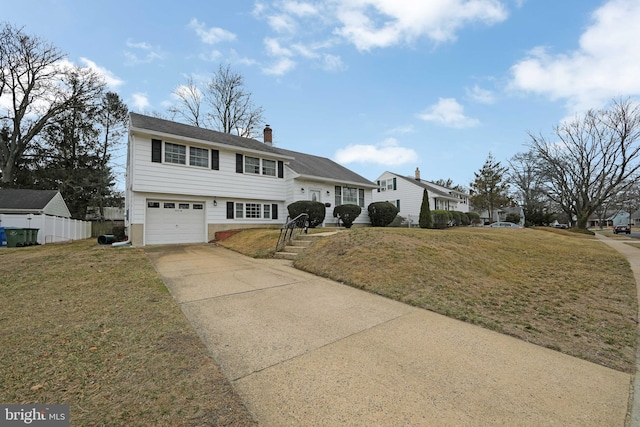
left=145, top=244, right=631, bottom=426
left=595, top=233, right=640, bottom=427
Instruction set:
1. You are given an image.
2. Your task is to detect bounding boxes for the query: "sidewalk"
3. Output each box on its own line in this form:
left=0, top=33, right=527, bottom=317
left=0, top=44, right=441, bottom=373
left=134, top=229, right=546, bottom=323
left=146, top=244, right=630, bottom=426
left=595, top=233, right=640, bottom=427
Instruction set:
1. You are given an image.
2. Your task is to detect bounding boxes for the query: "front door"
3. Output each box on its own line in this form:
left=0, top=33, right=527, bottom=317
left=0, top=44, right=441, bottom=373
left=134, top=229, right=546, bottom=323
left=310, top=190, right=321, bottom=202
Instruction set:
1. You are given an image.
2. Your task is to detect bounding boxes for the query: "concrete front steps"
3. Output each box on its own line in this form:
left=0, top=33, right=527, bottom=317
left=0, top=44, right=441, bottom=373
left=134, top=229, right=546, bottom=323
left=274, top=231, right=341, bottom=260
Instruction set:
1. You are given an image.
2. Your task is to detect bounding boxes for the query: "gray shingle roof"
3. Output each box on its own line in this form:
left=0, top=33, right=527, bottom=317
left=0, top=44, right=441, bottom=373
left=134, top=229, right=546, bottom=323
left=275, top=148, right=377, bottom=187
left=394, top=174, right=460, bottom=199
left=129, top=112, right=287, bottom=156
left=0, top=189, right=59, bottom=210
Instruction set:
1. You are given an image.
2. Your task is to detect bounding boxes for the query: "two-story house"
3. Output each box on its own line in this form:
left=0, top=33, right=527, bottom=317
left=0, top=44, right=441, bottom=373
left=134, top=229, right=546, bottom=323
left=371, top=169, right=469, bottom=226
left=125, top=113, right=376, bottom=245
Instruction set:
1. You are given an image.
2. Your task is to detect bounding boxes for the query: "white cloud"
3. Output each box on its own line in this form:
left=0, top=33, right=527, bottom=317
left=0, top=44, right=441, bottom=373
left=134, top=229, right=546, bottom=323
left=386, top=124, right=415, bottom=134
left=131, top=93, right=150, bottom=111
left=334, top=138, right=418, bottom=165
left=467, top=85, right=495, bottom=104
left=265, top=38, right=294, bottom=57
left=322, top=54, right=346, bottom=72
left=509, top=0, right=640, bottom=113
left=283, top=1, right=318, bottom=17
left=263, top=57, right=297, bottom=76
left=188, top=18, right=236, bottom=44
left=418, top=98, right=480, bottom=128
left=124, top=39, right=165, bottom=65
left=79, top=58, right=124, bottom=88
left=334, top=0, right=508, bottom=51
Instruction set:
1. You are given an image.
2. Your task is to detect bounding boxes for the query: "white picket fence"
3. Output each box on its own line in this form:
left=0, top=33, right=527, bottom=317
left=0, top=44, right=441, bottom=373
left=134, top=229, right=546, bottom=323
left=0, top=214, right=91, bottom=245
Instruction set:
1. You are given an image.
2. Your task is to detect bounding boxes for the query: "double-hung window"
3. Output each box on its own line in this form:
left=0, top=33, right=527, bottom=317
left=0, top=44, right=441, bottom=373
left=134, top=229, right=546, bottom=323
left=343, top=187, right=358, bottom=205
left=165, top=143, right=186, bottom=165
left=245, top=156, right=260, bottom=174
left=262, top=159, right=276, bottom=176
left=189, top=147, right=209, bottom=167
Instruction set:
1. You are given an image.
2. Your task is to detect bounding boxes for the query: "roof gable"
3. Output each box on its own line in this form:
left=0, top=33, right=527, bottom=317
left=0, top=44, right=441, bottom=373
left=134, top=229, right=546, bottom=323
left=393, top=173, right=465, bottom=199
left=129, top=112, right=287, bottom=157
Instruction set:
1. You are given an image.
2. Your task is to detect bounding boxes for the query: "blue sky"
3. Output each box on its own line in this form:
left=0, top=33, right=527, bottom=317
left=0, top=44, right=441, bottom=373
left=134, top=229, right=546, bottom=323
left=3, top=0, right=640, bottom=190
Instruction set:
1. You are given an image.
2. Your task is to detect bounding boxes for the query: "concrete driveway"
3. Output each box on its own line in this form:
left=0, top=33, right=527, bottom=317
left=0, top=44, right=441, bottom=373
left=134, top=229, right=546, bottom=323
left=145, top=244, right=630, bottom=426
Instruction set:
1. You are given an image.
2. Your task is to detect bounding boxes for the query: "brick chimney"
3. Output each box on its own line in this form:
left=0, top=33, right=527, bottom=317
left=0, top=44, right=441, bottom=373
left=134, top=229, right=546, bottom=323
left=263, top=125, right=272, bottom=146
left=415, top=167, right=421, bottom=181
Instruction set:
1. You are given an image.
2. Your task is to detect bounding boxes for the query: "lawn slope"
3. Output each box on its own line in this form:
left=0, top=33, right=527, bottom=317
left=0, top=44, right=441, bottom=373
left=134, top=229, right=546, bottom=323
left=291, top=227, right=637, bottom=373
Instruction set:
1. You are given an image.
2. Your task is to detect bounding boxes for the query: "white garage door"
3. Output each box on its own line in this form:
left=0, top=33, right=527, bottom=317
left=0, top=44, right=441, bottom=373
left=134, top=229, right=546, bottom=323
left=146, top=200, right=206, bottom=245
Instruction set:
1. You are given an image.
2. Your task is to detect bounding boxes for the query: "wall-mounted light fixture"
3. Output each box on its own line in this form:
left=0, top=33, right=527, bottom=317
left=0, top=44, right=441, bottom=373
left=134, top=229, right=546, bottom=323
left=301, top=188, right=305, bottom=192
left=326, top=190, right=330, bottom=196
left=213, top=199, right=217, bottom=206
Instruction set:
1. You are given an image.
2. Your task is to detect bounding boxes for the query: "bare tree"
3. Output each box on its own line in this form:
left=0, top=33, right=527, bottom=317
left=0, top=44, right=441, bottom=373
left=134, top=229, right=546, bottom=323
left=204, top=64, right=264, bottom=138
left=0, top=23, right=104, bottom=185
left=167, top=76, right=203, bottom=127
left=166, top=65, right=265, bottom=138
left=529, top=98, right=640, bottom=229
left=508, top=151, right=554, bottom=225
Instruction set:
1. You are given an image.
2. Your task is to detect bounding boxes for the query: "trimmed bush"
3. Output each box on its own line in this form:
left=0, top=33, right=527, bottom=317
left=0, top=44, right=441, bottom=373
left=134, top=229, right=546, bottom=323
left=287, top=200, right=326, bottom=227
left=458, top=212, right=471, bottom=226
left=389, top=215, right=406, bottom=227
left=432, top=210, right=452, bottom=229
left=450, top=211, right=462, bottom=227
left=333, top=204, right=362, bottom=228
left=368, top=201, right=399, bottom=227
left=466, top=211, right=481, bottom=225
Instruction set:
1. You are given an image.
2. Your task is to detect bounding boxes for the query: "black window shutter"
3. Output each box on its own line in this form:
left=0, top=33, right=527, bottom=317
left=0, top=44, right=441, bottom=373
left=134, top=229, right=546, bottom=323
left=277, top=161, right=284, bottom=178
left=396, top=199, right=400, bottom=210
left=236, top=154, right=243, bottom=173
left=226, top=202, right=234, bottom=219
left=393, top=177, right=397, bottom=190
left=272, top=204, right=278, bottom=220
left=211, top=150, right=219, bottom=170
left=377, top=180, right=380, bottom=192
left=151, top=139, right=162, bottom=163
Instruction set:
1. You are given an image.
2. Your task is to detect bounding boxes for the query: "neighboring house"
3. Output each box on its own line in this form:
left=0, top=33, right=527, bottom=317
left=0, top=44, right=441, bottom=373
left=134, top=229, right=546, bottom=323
left=371, top=169, right=470, bottom=226
left=588, top=210, right=632, bottom=228
left=0, top=189, right=90, bottom=244
left=0, top=189, right=71, bottom=217
left=475, top=207, right=526, bottom=226
left=631, top=209, right=640, bottom=227
left=126, top=113, right=376, bottom=246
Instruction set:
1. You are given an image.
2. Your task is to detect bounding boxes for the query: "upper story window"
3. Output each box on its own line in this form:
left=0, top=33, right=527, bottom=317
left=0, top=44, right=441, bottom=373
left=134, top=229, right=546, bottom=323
left=245, top=156, right=260, bottom=174
left=262, top=159, right=276, bottom=176
left=237, top=154, right=282, bottom=177
left=165, top=143, right=186, bottom=165
left=190, top=147, right=209, bottom=168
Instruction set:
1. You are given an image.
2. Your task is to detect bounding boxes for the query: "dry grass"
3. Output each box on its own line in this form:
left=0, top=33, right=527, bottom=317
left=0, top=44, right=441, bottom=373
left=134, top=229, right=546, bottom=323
left=216, top=227, right=329, bottom=257
left=286, top=227, right=637, bottom=373
left=0, top=240, right=255, bottom=426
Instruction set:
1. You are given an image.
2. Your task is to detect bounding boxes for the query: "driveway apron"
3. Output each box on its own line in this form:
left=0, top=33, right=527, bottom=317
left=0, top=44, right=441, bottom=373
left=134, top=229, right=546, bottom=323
left=145, top=244, right=630, bottom=426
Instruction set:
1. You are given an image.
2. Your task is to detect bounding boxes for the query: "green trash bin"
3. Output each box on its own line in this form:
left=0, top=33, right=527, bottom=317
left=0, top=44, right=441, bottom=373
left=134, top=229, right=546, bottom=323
left=25, top=228, right=39, bottom=245
left=5, top=227, right=27, bottom=248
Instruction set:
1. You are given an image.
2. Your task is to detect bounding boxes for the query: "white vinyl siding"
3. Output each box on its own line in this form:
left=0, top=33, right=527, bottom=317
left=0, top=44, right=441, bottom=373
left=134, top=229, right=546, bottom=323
left=130, top=136, right=287, bottom=201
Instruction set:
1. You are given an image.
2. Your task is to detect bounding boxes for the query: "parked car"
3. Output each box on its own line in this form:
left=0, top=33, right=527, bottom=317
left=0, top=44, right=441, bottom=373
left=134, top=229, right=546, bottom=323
left=614, top=225, right=631, bottom=234
left=489, top=222, right=523, bottom=228
left=553, top=224, right=569, bottom=229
